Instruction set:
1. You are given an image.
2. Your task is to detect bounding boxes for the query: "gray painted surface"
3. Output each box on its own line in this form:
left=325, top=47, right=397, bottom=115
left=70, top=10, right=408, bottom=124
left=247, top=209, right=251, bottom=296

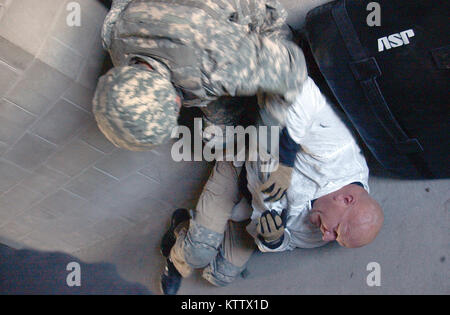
left=0, top=0, right=448, bottom=295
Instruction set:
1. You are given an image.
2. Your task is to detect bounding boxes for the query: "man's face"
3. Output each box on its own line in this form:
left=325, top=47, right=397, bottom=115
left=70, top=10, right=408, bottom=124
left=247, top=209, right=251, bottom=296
left=310, top=186, right=383, bottom=249
left=309, top=195, right=349, bottom=247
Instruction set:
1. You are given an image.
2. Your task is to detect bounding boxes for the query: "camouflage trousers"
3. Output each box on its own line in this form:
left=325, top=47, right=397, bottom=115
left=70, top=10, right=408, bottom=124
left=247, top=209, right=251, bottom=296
left=170, top=161, right=256, bottom=287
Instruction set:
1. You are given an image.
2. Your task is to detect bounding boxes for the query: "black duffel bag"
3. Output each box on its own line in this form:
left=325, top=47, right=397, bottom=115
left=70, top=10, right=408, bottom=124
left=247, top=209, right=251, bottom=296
left=304, top=0, right=449, bottom=179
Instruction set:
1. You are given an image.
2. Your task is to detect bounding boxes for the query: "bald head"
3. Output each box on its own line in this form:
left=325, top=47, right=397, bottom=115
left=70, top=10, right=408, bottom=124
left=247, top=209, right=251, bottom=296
left=339, top=191, right=384, bottom=248
left=310, top=184, right=384, bottom=248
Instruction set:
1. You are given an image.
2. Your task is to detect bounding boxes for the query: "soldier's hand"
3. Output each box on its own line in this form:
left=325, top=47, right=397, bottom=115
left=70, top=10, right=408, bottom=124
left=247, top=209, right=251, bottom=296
left=260, top=164, right=293, bottom=202
left=257, top=209, right=288, bottom=244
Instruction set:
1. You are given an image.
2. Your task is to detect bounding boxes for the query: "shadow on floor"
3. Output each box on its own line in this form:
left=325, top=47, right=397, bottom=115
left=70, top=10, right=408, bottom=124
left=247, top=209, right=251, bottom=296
left=97, top=0, right=112, bottom=9
left=0, top=244, right=152, bottom=294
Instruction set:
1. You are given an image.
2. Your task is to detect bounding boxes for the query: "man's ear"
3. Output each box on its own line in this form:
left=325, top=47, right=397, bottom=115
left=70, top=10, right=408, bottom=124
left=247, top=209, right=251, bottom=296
left=334, top=193, right=355, bottom=206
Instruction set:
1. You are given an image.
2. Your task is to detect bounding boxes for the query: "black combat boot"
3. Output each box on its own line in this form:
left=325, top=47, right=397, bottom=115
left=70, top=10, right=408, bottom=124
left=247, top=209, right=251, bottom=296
left=160, top=208, right=190, bottom=257
left=160, top=208, right=190, bottom=295
left=161, top=258, right=182, bottom=295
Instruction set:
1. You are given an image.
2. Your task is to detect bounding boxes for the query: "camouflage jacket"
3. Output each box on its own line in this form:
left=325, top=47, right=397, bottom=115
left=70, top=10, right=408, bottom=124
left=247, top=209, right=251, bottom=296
left=102, top=0, right=307, bottom=107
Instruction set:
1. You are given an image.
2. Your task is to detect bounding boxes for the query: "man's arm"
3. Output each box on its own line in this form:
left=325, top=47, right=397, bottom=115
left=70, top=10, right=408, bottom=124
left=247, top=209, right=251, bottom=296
left=260, top=78, right=326, bottom=200
left=260, top=128, right=300, bottom=202
left=253, top=0, right=302, bottom=193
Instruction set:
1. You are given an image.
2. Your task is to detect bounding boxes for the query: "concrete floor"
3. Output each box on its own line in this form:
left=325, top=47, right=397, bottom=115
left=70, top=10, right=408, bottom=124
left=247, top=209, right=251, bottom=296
left=72, top=171, right=449, bottom=295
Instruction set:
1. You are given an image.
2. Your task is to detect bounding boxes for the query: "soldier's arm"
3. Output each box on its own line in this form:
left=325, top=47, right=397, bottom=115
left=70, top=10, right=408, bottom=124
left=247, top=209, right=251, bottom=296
left=210, top=35, right=307, bottom=104
left=101, top=0, right=134, bottom=50
left=259, top=0, right=292, bottom=40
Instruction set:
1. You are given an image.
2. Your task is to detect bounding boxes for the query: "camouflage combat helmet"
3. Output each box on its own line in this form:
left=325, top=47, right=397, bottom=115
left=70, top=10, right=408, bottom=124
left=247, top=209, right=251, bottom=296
left=92, top=66, right=179, bottom=151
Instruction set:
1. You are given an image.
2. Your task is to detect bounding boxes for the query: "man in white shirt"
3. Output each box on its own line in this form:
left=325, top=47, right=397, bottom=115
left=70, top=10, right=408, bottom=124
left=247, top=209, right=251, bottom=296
left=246, top=77, right=383, bottom=251
left=160, top=77, right=384, bottom=294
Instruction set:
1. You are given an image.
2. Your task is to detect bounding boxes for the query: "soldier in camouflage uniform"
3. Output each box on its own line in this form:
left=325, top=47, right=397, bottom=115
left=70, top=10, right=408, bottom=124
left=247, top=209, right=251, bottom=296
left=93, top=0, right=308, bottom=151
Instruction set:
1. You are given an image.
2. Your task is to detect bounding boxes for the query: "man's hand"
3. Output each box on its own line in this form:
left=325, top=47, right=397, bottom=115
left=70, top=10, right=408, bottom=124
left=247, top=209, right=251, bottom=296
left=260, top=164, right=293, bottom=202
left=257, top=209, right=288, bottom=245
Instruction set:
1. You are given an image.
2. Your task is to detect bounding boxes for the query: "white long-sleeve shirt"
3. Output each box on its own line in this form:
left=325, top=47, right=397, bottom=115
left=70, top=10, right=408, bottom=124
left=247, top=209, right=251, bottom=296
left=245, top=77, right=370, bottom=252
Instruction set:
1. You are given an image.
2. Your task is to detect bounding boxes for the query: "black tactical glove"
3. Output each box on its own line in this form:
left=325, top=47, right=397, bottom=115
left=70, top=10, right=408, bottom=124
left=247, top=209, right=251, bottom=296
left=257, top=209, right=288, bottom=249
